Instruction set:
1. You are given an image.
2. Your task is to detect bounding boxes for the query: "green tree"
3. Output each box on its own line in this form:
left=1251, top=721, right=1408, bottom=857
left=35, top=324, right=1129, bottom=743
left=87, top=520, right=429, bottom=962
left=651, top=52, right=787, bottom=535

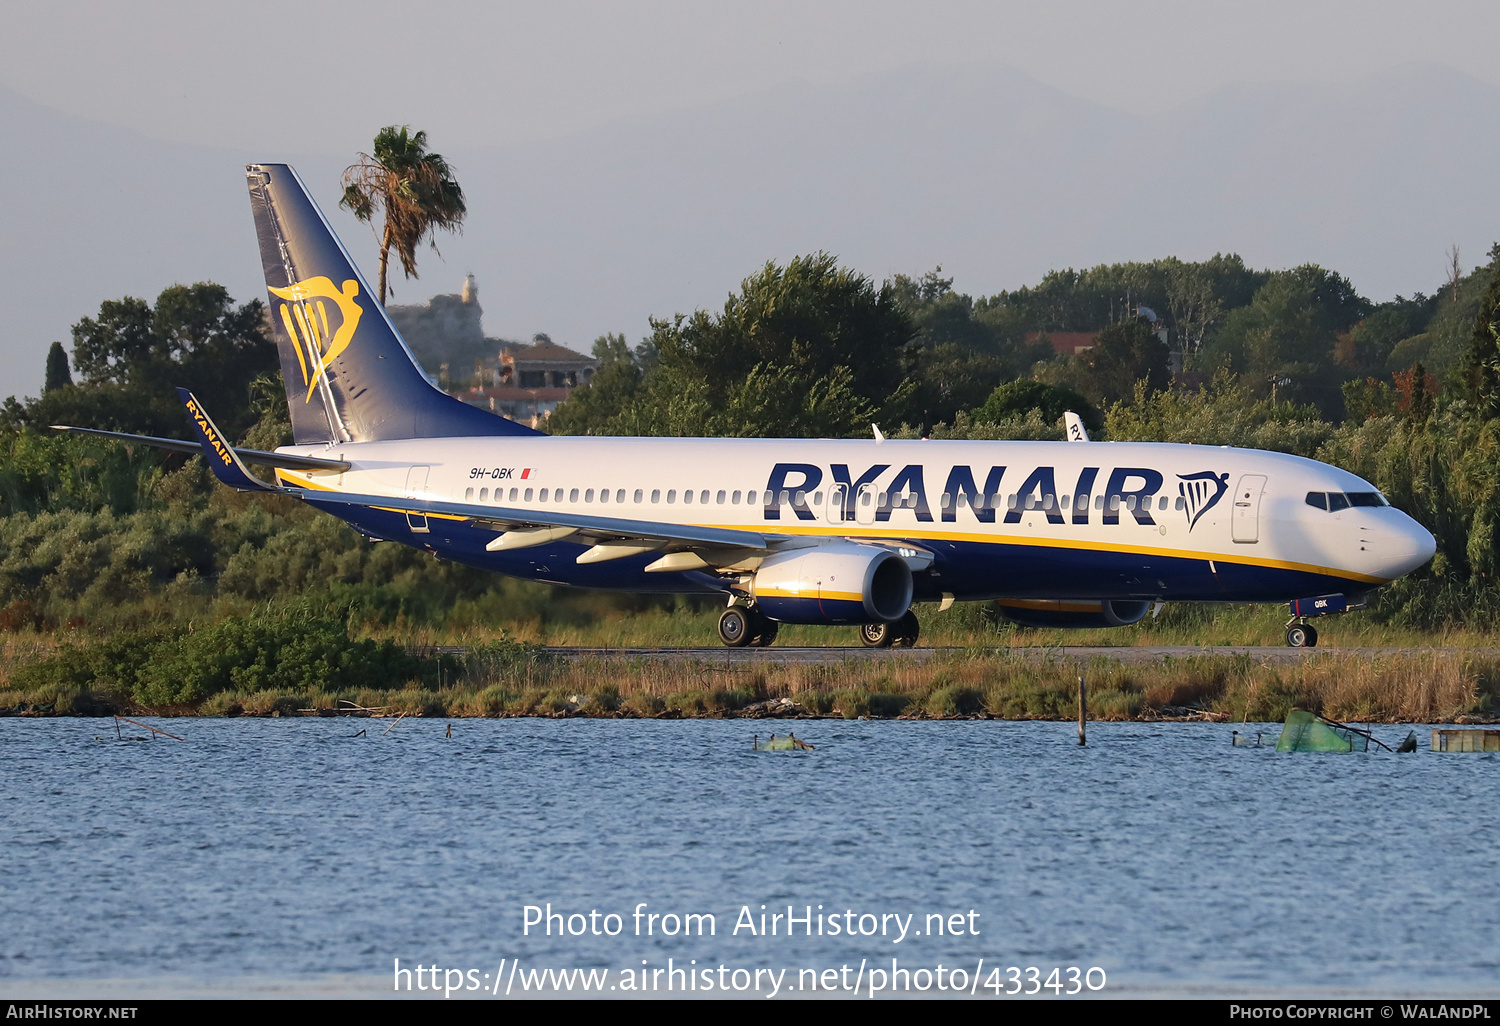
left=4, top=283, right=274, bottom=442
left=341, top=126, right=466, bottom=305
left=889, top=267, right=1052, bottom=426
left=973, top=379, right=1100, bottom=433
left=553, top=254, right=918, bottom=438
left=1042, top=317, right=1170, bottom=407
left=1200, top=265, right=1370, bottom=417
left=1464, top=257, right=1500, bottom=418
left=43, top=342, right=72, bottom=393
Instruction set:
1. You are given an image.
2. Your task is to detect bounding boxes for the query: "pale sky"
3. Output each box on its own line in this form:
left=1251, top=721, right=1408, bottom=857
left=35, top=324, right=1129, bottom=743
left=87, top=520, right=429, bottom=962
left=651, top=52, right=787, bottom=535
left=4, top=0, right=1500, bottom=388
left=2, top=0, right=1497, bottom=153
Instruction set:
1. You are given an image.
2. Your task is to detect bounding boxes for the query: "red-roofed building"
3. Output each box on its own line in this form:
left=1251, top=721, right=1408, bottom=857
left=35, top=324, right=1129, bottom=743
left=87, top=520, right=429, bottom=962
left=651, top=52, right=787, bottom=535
left=1028, top=331, right=1099, bottom=357
left=460, top=335, right=597, bottom=428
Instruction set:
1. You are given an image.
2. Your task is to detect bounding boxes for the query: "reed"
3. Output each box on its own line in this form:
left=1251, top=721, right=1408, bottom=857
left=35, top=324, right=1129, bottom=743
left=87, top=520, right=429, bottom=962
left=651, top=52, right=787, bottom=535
left=3, top=648, right=1492, bottom=723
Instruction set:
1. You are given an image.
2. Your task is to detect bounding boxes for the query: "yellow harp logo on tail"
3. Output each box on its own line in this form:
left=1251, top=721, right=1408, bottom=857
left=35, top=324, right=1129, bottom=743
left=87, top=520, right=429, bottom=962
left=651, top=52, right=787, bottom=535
left=267, top=277, right=364, bottom=403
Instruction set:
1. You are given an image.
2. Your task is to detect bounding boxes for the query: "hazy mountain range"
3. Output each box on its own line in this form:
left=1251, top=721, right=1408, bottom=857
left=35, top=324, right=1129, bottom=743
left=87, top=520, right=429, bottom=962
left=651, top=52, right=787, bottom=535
left=3, top=60, right=1497, bottom=392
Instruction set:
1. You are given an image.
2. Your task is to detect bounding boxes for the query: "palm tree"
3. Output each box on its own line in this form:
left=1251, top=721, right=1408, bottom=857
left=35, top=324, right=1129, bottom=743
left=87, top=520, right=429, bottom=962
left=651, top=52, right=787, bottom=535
left=340, top=126, right=467, bottom=305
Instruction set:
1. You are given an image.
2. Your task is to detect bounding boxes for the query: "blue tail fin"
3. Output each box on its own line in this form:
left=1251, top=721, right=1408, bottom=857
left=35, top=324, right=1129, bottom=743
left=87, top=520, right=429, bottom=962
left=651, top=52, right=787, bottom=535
left=245, top=164, right=541, bottom=443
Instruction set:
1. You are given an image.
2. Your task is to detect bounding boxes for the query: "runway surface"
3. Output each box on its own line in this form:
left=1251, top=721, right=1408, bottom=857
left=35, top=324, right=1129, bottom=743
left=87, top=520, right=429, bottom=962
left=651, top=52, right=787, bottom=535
left=480, top=644, right=1474, bottom=665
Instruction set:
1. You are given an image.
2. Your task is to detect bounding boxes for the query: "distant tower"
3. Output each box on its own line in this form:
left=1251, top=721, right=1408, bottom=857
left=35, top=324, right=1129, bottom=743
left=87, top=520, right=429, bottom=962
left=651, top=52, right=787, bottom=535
left=461, top=274, right=477, bottom=305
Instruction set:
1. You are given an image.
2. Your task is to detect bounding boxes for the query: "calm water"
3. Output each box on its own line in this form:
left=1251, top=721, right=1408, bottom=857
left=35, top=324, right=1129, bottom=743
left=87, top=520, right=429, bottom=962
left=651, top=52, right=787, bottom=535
left=1, top=717, right=1495, bottom=998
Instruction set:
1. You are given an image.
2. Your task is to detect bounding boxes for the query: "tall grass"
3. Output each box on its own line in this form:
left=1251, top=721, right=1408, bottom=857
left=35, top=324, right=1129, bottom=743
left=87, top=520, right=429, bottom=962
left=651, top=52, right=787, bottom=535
left=4, top=647, right=1493, bottom=724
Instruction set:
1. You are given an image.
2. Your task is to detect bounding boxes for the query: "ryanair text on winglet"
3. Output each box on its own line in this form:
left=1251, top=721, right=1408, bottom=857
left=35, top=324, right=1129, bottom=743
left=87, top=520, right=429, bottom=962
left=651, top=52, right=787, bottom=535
left=185, top=398, right=234, bottom=467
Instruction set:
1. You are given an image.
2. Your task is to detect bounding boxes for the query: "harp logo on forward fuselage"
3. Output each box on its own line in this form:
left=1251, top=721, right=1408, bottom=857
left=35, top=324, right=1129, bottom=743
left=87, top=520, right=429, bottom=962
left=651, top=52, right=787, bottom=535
left=268, top=276, right=364, bottom=403
left=1178, top=471, right=1230, bottom=531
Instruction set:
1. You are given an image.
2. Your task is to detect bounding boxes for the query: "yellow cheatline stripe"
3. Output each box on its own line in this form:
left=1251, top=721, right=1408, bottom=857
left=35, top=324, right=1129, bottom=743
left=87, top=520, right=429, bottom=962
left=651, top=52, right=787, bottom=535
left=755, top=588, right=864, bottom=602
left=693, top=521, right=1388, bottom=585
left=269, top=474, right=1385, bottom=585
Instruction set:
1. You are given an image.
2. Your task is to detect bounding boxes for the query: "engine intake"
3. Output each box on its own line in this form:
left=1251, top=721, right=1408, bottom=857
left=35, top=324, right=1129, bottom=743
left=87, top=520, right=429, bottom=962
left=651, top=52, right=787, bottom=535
left=751, top=543, right=913, bottom=625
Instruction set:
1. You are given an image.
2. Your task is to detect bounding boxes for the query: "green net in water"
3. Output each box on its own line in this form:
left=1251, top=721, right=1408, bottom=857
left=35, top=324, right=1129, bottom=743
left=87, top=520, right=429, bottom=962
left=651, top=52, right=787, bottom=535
left=1275, top=709, right=1368, bottom=753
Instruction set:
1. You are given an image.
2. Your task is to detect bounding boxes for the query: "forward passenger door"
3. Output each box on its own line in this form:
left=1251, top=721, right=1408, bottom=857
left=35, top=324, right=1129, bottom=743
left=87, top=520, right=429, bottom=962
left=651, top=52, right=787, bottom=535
left=1232, top=474, right=1266, bottom=543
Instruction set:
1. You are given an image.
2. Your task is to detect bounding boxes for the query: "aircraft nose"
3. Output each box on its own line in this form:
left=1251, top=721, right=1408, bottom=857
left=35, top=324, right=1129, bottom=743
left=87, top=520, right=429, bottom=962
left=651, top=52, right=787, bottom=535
left=1375, top=512, right=1436, bottom=580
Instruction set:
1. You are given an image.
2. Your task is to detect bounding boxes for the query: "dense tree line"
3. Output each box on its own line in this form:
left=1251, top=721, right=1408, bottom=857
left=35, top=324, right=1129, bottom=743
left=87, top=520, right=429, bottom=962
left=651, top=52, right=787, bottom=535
left=6, top=241, right=1500, bottom=635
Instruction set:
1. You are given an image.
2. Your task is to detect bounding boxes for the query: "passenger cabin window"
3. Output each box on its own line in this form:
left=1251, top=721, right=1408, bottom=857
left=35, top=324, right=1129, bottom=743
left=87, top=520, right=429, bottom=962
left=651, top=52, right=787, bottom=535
left=524, top=488, right=533, bottom=502
left=569, top=488, right=580, bottom=502
left=509, top=488, right=518, bottom=502
left=539, top=488, right=548, bottom=501
left=634, top=489, right=643, bottom=503
left=651, top=489, right=661, bottom=503
left=617, top=489, right=626, bottom=503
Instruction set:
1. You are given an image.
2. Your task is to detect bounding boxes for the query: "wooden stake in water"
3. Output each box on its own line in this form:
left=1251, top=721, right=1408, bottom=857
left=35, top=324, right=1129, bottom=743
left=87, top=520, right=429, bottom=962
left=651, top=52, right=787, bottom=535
left=1077, top=676, right=1087, bottom=747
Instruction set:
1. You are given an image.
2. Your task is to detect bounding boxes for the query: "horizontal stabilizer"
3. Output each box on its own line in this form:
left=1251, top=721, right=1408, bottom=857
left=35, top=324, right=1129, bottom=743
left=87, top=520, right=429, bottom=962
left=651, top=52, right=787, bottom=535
left=49, top=425, right=349, bottom=472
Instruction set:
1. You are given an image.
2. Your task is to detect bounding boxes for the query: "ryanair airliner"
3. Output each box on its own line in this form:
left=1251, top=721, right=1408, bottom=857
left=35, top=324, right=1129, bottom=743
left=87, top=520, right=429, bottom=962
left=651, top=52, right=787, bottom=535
left=57, top=165, right=1437, bottom=649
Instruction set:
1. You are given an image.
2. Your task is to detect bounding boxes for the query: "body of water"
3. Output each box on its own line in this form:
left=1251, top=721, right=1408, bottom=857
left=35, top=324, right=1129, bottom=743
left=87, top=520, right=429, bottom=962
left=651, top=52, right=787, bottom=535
left=1, top=717, right=1494, bottom=998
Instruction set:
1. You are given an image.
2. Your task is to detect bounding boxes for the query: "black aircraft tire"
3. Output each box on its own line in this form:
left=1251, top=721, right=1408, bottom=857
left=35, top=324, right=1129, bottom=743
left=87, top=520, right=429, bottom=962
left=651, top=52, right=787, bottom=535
left=892, top=610, right=920, bottom=648
left=860, top=622, right=895, bottom=648
left=1305, top=625, right=1319, bottom=648
left=719, top=607, right=754, bottom=647
left=750, top=617, right=779, bottom=647
left=1286, top=624, right=1311, bottom=648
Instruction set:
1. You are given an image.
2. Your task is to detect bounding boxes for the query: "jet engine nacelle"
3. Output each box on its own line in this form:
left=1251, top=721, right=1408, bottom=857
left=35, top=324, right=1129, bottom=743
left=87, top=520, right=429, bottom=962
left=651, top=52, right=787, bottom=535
left=751, top=543, right=913, bottom=625
left=996, top=599, right=1153, bottom=629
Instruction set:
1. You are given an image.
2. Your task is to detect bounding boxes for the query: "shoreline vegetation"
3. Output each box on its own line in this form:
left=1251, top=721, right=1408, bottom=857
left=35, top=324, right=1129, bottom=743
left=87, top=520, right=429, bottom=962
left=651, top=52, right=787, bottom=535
left=8, top=232, right=1500, bottom=728
left=3, top=615, right=1494, bottom=722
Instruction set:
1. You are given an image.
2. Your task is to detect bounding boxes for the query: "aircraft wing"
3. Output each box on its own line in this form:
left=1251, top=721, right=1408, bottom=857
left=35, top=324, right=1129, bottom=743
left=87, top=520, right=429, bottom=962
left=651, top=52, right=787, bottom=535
left=297, top=488, right=773, bottom=558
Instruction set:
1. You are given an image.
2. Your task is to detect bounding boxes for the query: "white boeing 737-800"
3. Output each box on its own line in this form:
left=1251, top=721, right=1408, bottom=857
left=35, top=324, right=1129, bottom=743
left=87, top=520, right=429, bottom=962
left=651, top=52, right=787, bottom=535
left=56, top=165, right=1437, bottom=648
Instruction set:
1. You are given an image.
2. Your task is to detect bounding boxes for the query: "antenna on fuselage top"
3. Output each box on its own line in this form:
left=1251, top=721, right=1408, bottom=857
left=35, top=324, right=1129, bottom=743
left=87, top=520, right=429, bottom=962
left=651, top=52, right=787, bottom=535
left=872, top=424, right=886, bottom=444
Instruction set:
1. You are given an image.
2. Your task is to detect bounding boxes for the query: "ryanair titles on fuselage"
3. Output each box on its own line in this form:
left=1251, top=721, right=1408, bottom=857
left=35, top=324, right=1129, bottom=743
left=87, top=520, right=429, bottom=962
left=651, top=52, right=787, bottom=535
left=760, top=461, right=1229, bottom=529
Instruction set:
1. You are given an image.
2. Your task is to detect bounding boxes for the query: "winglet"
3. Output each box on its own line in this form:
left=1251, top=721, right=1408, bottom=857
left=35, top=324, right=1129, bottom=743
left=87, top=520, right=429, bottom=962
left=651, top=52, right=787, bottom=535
left=176, top=388, right=276, bottom=491
left=1064, top=411, right=1091, bottom=442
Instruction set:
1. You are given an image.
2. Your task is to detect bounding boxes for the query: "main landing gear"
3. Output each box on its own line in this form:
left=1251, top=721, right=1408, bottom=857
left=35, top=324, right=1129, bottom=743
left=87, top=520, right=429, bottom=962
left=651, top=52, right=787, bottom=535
left=1285, top=619, right=1319, bottom=648
left=718, top=606, right=780, bottom=648
left=860, top=610, right=920, bottom=648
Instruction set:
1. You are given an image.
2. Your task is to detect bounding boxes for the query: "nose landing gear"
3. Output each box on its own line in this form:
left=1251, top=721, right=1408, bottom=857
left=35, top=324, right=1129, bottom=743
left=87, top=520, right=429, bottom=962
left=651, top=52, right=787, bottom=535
left=1285, top=619, right=1319, bottom=648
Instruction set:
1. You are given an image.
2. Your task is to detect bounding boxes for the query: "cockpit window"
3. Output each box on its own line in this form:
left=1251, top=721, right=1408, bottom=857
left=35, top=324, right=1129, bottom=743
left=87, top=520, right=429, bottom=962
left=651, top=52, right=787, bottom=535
left=1307, top=490, right=1389, bottom=511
